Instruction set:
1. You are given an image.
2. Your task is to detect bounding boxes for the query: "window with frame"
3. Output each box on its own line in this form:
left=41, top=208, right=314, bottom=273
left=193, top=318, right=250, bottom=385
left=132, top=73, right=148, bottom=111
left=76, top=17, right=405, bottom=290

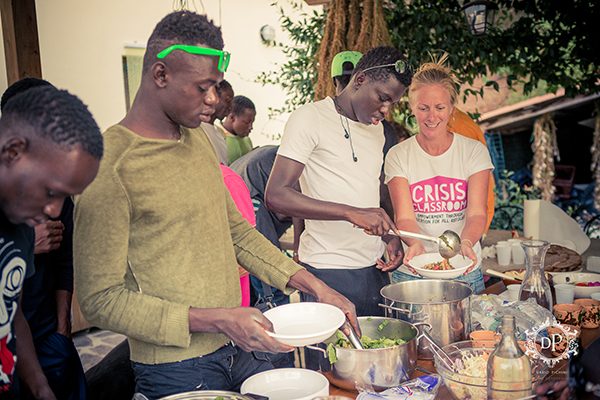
left=122, top=46, right=145, bottom=111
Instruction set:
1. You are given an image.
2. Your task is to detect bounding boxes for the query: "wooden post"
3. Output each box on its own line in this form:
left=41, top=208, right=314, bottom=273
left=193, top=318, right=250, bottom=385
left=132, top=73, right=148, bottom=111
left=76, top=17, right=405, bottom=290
left=0, top=0, right=42, bottom=85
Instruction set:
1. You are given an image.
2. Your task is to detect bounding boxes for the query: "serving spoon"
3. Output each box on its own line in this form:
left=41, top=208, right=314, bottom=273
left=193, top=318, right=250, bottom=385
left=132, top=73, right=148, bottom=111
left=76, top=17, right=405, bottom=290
left=388, top=228, right=462, bottom=259
left=342, top=321, right=364, bottom=349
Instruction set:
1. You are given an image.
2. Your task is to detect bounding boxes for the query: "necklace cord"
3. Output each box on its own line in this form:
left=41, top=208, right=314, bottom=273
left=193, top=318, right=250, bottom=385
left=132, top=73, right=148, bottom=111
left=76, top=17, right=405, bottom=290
left=333, top=96, right=358, bottom=162
left=338, top=114, right=358, bottom=162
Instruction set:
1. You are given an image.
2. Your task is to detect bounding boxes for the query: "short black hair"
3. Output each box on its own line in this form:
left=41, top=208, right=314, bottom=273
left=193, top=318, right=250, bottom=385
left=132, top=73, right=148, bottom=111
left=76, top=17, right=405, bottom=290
left=217, top=79, right=233, bottom=96
left=143, top=11, right=224, bottom=72
left=1, top=77, right=54, bottom=111
left=1, top=86, right=103, bottom=159
left=353, top=46, right=413, bottom=87
left=231, top=95, right=255, bottom=116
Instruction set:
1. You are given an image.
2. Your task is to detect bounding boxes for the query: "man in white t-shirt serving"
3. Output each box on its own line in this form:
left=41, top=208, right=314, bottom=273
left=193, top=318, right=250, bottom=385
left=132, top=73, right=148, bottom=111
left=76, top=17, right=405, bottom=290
left=265, top=47, right=413, bottom=325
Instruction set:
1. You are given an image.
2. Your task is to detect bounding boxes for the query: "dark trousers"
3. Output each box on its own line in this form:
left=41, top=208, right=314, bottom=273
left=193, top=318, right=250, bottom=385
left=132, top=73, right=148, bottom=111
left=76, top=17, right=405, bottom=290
left=250, top=276, right=290, bottom=309
left=250, top=277, right=294, bottom=369
left=300, top=263, right=390, bottom=371
left=15, top=332, right=87, bottom=400
left=131, top=344, right=272, bottom=399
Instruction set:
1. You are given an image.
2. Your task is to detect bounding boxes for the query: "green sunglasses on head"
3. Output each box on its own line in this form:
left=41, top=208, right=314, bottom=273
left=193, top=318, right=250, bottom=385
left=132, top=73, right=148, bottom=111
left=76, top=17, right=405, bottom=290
left=361, top=59, right=411, bottom=75
left=156, top=44, right=231, bottom=73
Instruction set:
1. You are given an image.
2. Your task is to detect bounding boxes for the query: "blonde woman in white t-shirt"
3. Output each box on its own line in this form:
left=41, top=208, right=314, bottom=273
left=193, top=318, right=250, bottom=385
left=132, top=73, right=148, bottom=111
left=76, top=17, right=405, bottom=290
left=384, top=54, right=493, bottom=293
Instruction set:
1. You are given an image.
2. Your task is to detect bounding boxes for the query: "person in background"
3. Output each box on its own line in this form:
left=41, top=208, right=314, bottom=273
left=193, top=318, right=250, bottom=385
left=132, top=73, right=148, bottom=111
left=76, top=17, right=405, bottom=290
left=201, top=80, right=233, bottom=165
left=0, top=85, right=103, bottom=397
left=385, top=53, right=493, bottom=293
left=220, top=95, right=256, bottom=164
left=219, top=164, right=254, bottom=307
left=447, top=108, right=495, bottom=233
left=331, top=50, right=363, bottom=95
left=230, top=146, right=290, bottom=307
left=0, top=79, right=88, bottom=400
left=73, top=11, right=357, bottom=398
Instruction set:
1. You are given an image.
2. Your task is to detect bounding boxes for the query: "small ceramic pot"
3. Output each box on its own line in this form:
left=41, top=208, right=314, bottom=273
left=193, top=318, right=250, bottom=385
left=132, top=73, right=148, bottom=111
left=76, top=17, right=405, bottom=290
left=546, top=324, right=580, bottom=356
left=469, top=330, right=500, bottom=347
left=553, top=304, right=583, bottom=326
left=574, top=299, right=600, bottom=329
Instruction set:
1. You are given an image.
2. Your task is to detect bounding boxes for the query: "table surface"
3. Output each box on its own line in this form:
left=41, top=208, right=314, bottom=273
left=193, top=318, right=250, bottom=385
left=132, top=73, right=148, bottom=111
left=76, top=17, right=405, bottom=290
left=481, top=229, right=600, bottom=274
left=280, top=228, right=600, bottom=274
left=278, top=227, right=600, bottom=397
left=328, top=280, right=600, bottom=399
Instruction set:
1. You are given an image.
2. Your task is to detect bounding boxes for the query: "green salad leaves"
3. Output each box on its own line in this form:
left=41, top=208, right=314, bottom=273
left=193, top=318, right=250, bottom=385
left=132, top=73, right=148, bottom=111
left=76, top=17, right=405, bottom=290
left=326, top=330, right=406, bottom=364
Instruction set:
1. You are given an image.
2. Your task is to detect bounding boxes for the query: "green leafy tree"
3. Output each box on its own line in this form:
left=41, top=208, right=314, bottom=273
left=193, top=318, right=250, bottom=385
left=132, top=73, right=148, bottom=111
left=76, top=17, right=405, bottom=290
left=260, top=0, right=599, bottom=112
left=387, top=0, right=599, bottom=99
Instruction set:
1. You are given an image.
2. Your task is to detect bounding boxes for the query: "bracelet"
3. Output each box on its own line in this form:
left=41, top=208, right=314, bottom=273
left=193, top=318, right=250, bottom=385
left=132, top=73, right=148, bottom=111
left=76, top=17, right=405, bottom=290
left=461, top=239, right=474, bottom=248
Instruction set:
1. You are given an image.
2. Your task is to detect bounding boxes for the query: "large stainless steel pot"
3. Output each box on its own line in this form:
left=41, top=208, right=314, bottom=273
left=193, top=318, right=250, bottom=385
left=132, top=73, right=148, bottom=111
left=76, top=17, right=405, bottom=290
left=309, top=316, right=420, bottom=391
left=379, top=280, right=472, bottom=359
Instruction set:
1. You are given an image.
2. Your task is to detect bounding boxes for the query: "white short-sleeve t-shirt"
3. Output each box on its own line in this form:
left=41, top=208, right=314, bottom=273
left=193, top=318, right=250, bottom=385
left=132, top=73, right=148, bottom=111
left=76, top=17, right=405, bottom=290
left=278, top=97, right=386, bottom=269
left=384, top=134, right=493, bottom=259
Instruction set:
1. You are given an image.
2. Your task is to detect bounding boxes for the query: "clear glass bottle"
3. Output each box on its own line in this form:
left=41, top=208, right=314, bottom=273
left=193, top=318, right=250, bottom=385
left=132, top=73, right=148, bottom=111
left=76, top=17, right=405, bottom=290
left=487, top=315, right=532, bottom=399
left=519, top=240, right=553, bottom=311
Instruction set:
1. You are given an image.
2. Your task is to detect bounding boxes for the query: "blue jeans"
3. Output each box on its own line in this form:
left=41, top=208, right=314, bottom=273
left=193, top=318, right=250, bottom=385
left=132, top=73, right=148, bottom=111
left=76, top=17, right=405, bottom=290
left=391, top=268, right=485, bottom=294
left=131, top=344, right=272, bottom=399
left=250, top=275, right=290, bottom=308
left=13, top=332, right=87, bottom=400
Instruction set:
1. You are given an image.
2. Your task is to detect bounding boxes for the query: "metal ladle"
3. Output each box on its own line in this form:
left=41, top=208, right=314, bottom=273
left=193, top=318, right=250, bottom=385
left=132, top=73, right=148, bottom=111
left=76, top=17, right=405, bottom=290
left=388, top=228, right=461, bottom=259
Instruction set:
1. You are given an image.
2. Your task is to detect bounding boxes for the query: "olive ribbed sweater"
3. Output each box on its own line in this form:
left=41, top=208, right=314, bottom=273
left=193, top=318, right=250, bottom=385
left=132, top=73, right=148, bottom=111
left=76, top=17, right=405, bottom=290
left=74, top=124, right=303, bottom=364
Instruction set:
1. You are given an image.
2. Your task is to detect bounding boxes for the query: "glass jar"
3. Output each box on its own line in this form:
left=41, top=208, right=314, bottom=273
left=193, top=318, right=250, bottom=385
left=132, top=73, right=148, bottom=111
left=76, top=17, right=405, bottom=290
left=519, top=240, right=553, bottom=311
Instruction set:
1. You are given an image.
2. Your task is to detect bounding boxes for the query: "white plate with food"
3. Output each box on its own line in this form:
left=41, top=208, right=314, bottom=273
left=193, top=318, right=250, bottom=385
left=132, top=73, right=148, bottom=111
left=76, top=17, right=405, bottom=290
left=263, top=302, right=346, bottom=347
left=407, top=252, right=476, bottom=279
left=551, top=272, right=600, bottom=298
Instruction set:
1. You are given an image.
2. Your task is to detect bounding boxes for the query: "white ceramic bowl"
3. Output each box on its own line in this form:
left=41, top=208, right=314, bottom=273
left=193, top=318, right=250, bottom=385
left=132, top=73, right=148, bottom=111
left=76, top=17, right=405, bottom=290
left=407, top=253, right=475, bottom=279
left=552, top=272, right=600, bottom=298
left=263, top=302, right=345, bottom=347
left=591, top=292, right=600, bottom=301
left=241, top=368, right=329, bottom=400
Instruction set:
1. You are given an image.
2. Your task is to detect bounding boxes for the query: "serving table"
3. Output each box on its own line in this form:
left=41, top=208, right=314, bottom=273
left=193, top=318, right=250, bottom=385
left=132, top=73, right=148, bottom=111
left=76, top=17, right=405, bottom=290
left=327, top=281, right=600, bottom=399
left=481, top=229, right=600, bottom=275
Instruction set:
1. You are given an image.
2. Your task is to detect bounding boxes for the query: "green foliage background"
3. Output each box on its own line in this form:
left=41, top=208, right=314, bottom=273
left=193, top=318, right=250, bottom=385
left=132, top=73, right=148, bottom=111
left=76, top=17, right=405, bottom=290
left=259, top=0, right=599, bottom=114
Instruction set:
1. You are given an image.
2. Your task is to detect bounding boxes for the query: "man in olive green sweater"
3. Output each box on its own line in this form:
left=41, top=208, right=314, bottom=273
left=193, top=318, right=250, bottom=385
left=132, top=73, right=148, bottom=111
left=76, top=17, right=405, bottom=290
left=73, top=11, right=356, bottom=398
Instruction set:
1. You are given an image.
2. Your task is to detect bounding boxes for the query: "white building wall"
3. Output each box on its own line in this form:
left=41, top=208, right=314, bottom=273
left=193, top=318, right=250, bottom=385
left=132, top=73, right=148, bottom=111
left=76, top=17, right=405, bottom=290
left=0, top=0, right=320, bottom=146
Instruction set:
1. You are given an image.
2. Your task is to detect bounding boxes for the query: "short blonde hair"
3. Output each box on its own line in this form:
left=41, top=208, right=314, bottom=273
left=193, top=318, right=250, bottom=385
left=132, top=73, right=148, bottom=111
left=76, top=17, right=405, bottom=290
left=408, top=53, right=460, bottom=106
